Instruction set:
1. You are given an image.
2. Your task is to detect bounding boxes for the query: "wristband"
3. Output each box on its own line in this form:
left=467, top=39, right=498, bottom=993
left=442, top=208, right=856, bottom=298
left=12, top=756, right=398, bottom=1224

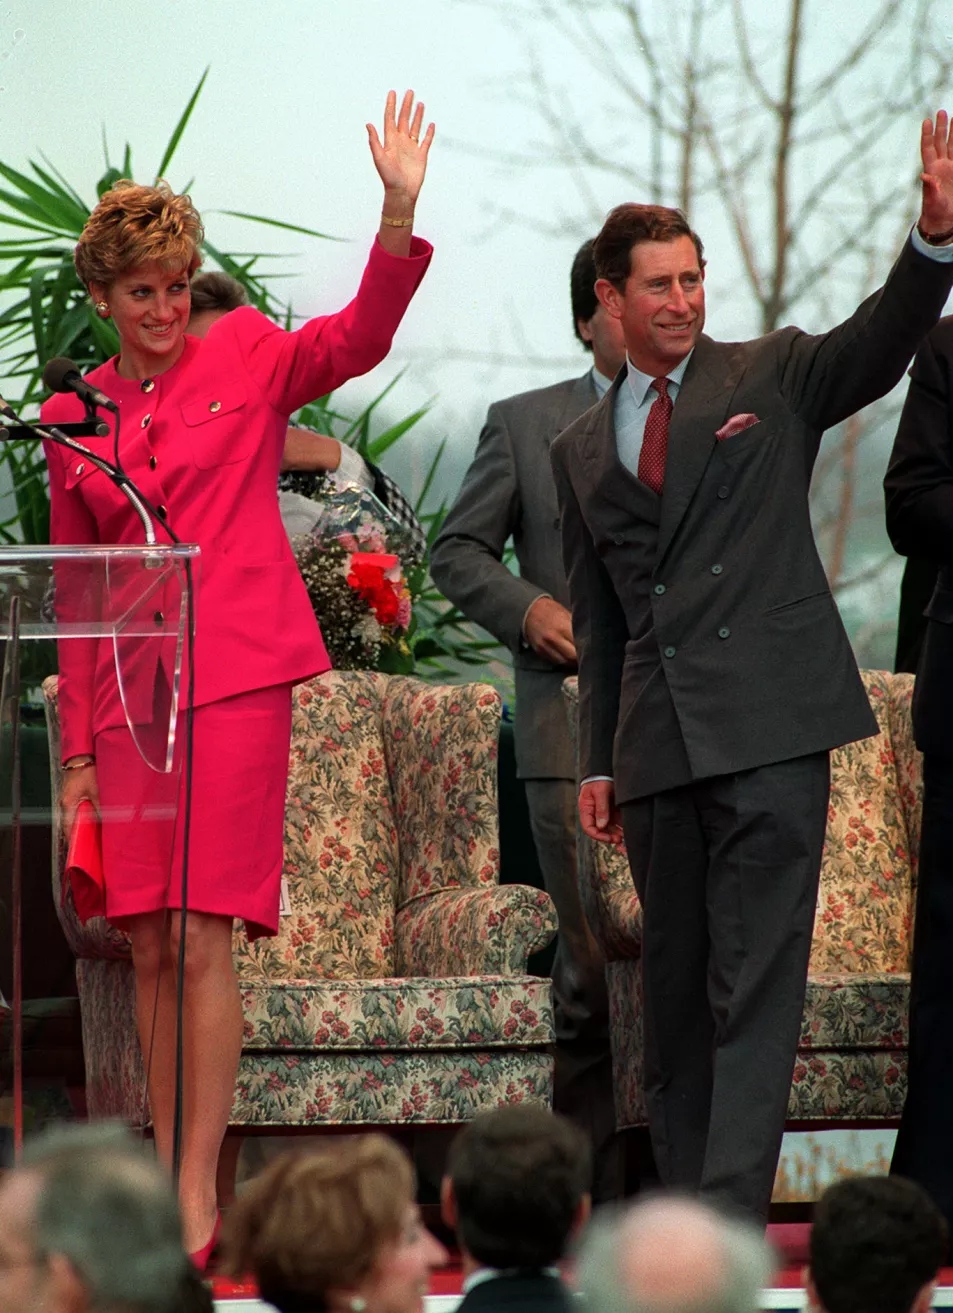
left=380, top=214, right=414, bottom=228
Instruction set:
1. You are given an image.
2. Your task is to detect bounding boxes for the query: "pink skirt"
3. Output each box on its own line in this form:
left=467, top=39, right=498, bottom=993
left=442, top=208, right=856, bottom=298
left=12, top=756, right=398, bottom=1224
left=93, top=683, right=292, bottom=939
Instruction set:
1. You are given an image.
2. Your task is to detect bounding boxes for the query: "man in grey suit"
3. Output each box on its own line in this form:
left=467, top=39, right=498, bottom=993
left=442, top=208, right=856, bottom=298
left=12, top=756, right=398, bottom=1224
left=430, top=241, right=626, bottom=1199
left=551, top=113, right=953, bottom=1222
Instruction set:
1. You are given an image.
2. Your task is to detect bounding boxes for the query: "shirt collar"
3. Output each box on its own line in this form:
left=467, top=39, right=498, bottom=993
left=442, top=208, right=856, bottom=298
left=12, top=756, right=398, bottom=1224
left=591, top=365, right=615, bottom=399
left=462, top=1267, right=561, bottom=1294
left=624, top=349, right=693, bottom=408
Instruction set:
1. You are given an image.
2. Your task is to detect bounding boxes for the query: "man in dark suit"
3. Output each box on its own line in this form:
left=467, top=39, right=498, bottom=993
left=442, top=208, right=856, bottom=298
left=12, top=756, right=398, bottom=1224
left=551, top=113, right=953, bottom=1222
left=884, top=315, right=953, bottom=1233
left=430, top=241, right=626, bottom=1198
left=441, top=1106, right=589, bottom=1313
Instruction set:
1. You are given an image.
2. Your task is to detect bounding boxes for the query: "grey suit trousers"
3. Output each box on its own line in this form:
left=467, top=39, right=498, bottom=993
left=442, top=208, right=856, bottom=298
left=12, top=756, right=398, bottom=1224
left=523, top=778, right=621, bottom=1200
left=621, top=752, right=829, bottom=1221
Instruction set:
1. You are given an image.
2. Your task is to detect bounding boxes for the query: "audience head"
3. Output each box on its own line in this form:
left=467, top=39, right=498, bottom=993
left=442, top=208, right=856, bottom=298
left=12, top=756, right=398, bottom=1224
left=0, top=1120, right=191, bottom=1313
left=593, top=204, right=706, bottom=376
left=441, top=1104, right=591, bottom=1271
left=807, top=1175, right=947, bottom=1313
left=75, top=179, right=203, bottom=295
left=221, top=1134, right=446, bottom=1313
left=570, top=237, right=626, bottom=379
left=577, top=1195, right=773, bottom=1313
left=187, top=270, right=250, bottom=338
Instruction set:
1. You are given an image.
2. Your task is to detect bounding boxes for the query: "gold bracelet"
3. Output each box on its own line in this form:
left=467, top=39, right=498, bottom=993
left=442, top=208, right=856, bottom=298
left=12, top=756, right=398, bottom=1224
left=380, top=214, right=414, bottom=228
left=62, top=757, right=95, bottom=771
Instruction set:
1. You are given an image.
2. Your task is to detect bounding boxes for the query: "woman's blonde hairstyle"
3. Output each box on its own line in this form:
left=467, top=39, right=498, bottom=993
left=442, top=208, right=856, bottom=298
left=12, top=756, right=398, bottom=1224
left=221, top=1135, right=415, bottom=1313
left=74, top=179, right=204, bottom=291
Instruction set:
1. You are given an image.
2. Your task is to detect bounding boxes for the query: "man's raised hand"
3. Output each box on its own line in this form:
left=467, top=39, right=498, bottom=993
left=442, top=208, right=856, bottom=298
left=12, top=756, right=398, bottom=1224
left=920, top=110, right=953, bottom=237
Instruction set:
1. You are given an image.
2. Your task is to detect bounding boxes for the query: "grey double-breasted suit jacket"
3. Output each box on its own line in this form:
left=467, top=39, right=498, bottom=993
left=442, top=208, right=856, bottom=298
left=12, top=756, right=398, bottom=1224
left=552, top=238, right=953, bottom=805
left=431, top=372, right=598, bottom=778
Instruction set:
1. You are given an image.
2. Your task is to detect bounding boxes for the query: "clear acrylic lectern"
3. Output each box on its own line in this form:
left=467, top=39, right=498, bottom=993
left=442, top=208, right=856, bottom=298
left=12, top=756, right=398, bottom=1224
left=0, top=542, right=200, bottom=1156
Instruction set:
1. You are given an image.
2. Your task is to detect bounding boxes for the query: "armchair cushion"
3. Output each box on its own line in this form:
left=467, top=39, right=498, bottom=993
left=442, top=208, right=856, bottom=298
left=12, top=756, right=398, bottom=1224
left=238, top=975, right=553, bottom=1051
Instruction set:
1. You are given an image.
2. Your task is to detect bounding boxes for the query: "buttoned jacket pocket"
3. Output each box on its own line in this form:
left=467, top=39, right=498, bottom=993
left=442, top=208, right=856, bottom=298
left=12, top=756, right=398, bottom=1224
left=181, top=387, right=250, bottom=469
left=63, top=455, right=100, bottom=490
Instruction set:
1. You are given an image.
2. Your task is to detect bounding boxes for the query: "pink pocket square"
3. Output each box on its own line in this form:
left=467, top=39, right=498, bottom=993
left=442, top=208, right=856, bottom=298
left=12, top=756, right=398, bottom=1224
left=716, top=413, right=760, bottom=441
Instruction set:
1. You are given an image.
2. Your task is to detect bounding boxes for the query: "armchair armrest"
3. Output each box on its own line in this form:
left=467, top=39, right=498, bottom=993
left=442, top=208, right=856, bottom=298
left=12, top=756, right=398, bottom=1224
left=578, top=835, right=643, bottom=960
left=561, top=674, right=642, bottom=961
left=395, top=885, right=557, bottom=976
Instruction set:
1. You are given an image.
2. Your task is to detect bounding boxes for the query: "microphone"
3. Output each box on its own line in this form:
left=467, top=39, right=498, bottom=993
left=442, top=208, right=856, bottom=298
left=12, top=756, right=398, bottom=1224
left=42, top=356, right=118, bottom=413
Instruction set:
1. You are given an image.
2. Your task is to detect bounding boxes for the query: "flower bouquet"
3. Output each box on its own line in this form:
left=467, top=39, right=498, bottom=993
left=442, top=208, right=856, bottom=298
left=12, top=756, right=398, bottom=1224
left=289, top=483, right=422, bottom=673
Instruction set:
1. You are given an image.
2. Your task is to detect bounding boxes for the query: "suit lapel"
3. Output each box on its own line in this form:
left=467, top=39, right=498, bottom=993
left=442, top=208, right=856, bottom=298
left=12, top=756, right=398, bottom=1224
left=577, top=370, right=655, bottom=511
left=656, top=336, right=744, bottom=563
left=545, top=371, right=598, bottom=447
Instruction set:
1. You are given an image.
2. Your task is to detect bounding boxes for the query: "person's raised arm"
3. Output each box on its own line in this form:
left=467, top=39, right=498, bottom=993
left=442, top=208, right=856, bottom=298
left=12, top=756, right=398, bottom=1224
left=367, top=89, right=435, bottom=257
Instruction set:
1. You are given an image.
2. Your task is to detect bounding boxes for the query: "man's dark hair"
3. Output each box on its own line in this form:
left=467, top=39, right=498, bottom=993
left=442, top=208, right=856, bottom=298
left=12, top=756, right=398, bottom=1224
left=810, top=1176, right=947, bottom=1313
left=570, top=238, right=599, bottom=349
left=447, top=1105, right=590, bottom=1269
left=189, top=269, right=249, bottom=313
left=593, top=204, right=705, bottom=291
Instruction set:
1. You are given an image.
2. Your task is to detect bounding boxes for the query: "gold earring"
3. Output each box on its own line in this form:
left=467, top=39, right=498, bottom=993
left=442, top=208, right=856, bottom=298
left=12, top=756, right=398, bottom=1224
left=95, top=301, right=109, bottom=317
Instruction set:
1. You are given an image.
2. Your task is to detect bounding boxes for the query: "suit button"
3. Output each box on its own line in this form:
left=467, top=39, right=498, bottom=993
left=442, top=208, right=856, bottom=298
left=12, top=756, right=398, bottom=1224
left=718, top=627, right=730, bottom=639
left=75, top=462, right=85, bottom=475
left=711, top=564, right=723, bottom=575
left=613, top=532, right=624, bottom=545
left=663, top=645, right=676, bottom=658
left=149, top=456, right=157, bottom=470
left=141, top=413, right=151, bottom=428
left=654, top=584, right=666, bottom=595
left=553, top=517, right=560, bottom=530
left=717, top=486, right=729, bottom=499
left=153, top=610, right=164, bottom=625
left=140, top=378, right=155, bottom=393
left=157, top=504, right=167, bottom=518
left=208, top=400, right=222, bottom=413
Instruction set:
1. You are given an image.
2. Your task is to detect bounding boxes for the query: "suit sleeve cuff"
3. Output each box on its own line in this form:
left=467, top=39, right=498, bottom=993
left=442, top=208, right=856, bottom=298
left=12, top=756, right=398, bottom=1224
left=519, top=593, right=552, bottom=650
left=911, top=224, right=953, bottom=262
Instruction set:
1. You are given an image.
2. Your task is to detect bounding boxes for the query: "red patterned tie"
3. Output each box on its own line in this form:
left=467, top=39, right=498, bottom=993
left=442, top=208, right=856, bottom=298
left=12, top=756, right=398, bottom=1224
left=638, top=377, right=673, bottom=495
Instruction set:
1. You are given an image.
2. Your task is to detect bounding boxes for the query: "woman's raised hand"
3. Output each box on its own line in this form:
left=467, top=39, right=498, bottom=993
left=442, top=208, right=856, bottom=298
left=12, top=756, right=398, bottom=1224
left=367, top=90, right=434, bottom=208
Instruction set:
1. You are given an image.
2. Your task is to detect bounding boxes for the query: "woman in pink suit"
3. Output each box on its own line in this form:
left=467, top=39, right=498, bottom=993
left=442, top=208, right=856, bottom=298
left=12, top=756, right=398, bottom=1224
left=42, top=90, right=434, bottom=1266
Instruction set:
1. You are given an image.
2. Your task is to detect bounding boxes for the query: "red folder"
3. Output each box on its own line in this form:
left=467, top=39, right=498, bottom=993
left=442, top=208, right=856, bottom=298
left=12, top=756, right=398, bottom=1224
left=63, top=799, right=105, bottom=924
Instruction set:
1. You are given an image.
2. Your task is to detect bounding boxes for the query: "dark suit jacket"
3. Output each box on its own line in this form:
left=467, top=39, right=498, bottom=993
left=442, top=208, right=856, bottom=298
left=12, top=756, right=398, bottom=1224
left=552, top=239, right=953, bottom=803
left=455, top=1273, right=574, bottom=1313
left=431, top=373, right=598, bottom=778
left=884, top=316, right=953, bottom=754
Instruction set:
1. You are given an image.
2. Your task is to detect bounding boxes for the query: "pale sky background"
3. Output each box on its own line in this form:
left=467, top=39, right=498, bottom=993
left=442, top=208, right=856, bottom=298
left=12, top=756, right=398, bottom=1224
left=4, top=0, right=953, bottom=663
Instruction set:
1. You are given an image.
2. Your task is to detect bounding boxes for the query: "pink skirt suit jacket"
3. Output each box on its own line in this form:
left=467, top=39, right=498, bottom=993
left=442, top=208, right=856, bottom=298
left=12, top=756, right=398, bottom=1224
left=42, top=235, right=432, bottom=936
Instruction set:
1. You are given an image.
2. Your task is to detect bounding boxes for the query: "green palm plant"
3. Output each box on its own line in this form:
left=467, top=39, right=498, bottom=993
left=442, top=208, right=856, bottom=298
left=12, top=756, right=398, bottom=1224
left=0, top=69, right=505, bottom=683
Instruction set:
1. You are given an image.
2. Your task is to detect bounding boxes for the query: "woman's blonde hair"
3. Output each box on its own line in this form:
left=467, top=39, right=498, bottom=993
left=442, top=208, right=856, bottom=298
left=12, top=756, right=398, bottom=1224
left=74, top=179, right=204, bottom=291
left=221, top=1135, right=415, bottom=1313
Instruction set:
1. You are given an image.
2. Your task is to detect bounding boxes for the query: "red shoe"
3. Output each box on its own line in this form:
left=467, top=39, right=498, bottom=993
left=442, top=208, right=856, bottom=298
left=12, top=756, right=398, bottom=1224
left=189, top=1210, right=222, bottom=1273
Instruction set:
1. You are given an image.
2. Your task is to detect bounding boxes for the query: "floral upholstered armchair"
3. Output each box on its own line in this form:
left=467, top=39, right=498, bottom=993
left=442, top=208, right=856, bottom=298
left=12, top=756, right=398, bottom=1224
left=563, top=669, right=920, bottom=1129
left=44, top=671, right=557, bottom=1130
